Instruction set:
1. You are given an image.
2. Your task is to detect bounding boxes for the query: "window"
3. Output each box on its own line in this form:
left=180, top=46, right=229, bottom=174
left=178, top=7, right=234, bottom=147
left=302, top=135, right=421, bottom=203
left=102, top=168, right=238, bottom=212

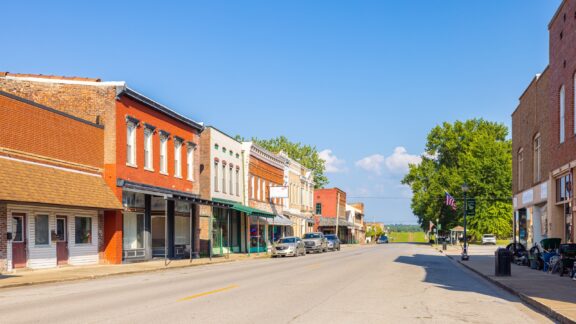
left=518, top=149, right=524, bottom=190
left=257, top=178, right=261, bottom=200
left=144, top=129, right=153, bottom=170
left=214, top=160, right=219, bottom=192
left=263, top=181, right=267, bottom=202
left=174, top=140, right=182, bottom=178
left=251, top=176, right=255, bottom=199
left=35, top=214, right=49, bottom=245
left=222, top=163, right=227, bottom=194
left=187, top=146, right=194, bottom=181
left=556, top=173, right=573, bottom=203
left=126, top=123, right=136, bottom=166
left=214, top=144, right=219, bottom=150
left=229, top=166, right=233, bottom=196
left=560, top=85, right=566, bottom=143
left=315, top=203, right=322, bottom=215
left=534, top=134, right=541, bottom=182
left=75, top=216, right=92, bottom=244
left=123, top=213, right=144, bottom=250
left=160, top=136, right=168, bottom=174
left=12, top=215, right=24, bottom=242
left=236, top=169, right=240, bottom=197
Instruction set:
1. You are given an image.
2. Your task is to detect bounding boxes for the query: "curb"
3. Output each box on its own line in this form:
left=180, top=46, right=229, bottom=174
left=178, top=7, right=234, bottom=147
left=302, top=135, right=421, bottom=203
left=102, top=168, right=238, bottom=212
left=0, top=254, right=271, bottom=290
left=439, top=249, right=575, bottom=324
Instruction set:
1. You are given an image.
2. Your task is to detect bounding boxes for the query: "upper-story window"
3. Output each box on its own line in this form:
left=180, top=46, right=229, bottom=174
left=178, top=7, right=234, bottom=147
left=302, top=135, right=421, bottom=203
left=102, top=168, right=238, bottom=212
left=315, top=203, right=322, bottom=215
left=560, top=85, right=566, bottom=143
left=187, top=144, right=194, bottom=181
left=533, top=134, right=541, bottom=183
left=214, top=160, right=219, bottom=192
left=144, top=128, right=153, bottom=170
left=556, top=172, right=573, bottom=203
left=517, top=148, right=524, bottom=190
left=174, top=139, right=182, bottom=178
left=126, top=122, right=137, bottom=166
left=257, top=178, right=261, bottom=201
left=251, top=176, right=255, bottom=199
left=222, top=163, right=227, bottom=194
left=229, top=166, right=233, bottom=196
left=160, top=134, right=168, bottom=174
left=236, top=169, right=240, bottom=197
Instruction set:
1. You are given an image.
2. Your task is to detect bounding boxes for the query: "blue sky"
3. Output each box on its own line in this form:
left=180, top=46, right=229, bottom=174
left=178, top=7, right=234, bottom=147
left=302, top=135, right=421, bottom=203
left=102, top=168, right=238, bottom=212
left=1, top=1, right=561, bottom=224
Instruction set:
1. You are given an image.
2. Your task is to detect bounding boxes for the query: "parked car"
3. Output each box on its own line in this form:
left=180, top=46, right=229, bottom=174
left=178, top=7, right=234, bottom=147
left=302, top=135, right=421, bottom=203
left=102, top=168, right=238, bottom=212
left=324, top=234, right=341, bottom=251
left=481, top=234, right=497, bottom=245
left=272, top=237, right=306, bottom=257
left=377, top=235, right=389, bottom=244
left=302, top=232, right=328, bottom=253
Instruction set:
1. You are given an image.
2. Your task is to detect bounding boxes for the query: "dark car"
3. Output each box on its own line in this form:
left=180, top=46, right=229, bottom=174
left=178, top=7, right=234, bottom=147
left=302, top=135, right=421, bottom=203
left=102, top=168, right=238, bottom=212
left=324, top=234, right=341, bottom=251
left=377, top=235, right=389, bottom=244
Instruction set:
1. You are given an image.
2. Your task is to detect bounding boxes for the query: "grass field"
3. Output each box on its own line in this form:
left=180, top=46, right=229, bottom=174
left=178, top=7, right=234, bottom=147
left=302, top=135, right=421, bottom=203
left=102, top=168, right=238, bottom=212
left=387, top=232, right=427, bottom=243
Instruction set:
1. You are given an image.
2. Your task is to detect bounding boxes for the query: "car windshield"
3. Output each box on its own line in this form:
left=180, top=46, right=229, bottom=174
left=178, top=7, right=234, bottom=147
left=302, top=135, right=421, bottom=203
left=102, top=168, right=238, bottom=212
left=379, top=236, right=387, bottom=240
left=278, top=238, right=296, bottom=244
left=304, top=234, right=321, bottom=239
left=483, top=235, right=495, bottom=238
left=325, top=235, right=337, bottom=240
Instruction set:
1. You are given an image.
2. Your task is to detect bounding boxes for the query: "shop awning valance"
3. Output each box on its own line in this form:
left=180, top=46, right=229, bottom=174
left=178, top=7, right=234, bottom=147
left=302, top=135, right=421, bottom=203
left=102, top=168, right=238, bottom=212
left=211, top=198, right=275, bottom=218
left=318, top=217, right=354, bottom=227
left=255, top=214, right=293, bottom=226
left=0, top=157, right=122, bottom=209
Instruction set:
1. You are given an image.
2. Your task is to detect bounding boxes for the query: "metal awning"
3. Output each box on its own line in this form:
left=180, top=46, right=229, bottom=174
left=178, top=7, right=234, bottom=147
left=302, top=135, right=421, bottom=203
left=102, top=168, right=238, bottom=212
left=256, top=214, right=293, bottom=226
left=117, top=179, right=233, bottom=208
left=318, top=217, right=354, bottom=227
left=211, top=198, right=275, bottom=217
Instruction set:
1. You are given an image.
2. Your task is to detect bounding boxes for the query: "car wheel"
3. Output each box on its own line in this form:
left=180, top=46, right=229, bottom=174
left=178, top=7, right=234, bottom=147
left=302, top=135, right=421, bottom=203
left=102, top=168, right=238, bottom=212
left=338, top=246, right=341, bottom=251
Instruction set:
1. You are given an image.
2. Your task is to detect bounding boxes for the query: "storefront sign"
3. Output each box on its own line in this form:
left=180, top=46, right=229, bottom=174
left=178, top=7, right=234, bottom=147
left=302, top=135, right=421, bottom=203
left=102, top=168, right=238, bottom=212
left=522, top=189, right=534, bottom=205
left=270, top=186, right=289, bottom=198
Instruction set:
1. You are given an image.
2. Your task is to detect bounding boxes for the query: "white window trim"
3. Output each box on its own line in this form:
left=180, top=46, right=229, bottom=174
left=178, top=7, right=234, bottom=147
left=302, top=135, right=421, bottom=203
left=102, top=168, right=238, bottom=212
left=160, top=136, right=168, bottom=175
left=214, top=161, right=219, bottom=192
left=144, top=129, right=154, bottom=171
left=534, top=134, right=541, bottom=183
left=126, top=122, right=137, bottom=167
left=174, top=140, right=182, bottom=178
left=187, top=146, right=195, bottom=181
left=222, top=164, right=227, bottom=194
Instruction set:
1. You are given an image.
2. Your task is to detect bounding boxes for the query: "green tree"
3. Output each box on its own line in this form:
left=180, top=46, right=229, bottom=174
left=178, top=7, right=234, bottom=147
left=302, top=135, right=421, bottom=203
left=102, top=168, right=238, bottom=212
left=401, top=119, right=512, bottom=240
left=235, top=135, right=328, bottom=189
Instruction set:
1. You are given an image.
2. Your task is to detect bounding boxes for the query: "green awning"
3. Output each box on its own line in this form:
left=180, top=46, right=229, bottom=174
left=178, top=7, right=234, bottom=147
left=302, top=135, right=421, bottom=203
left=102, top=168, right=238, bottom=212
left=212, top=198, right=274, bottom=218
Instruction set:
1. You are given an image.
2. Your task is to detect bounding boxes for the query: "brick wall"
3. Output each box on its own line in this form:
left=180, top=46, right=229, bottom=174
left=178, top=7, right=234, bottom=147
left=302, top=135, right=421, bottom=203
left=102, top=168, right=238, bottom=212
left=248, top=155, right=284, bottom=213
left=0, top=76, right=118, bottom=165
left=0, top=93, right=104, bottom=169
left=511, top=69, right=550, bottom=194
left=314, top=188, right=347, bottom=218
left=199, top=129, right=212, bottom=200
left=0, top=203, right=6, bottom=272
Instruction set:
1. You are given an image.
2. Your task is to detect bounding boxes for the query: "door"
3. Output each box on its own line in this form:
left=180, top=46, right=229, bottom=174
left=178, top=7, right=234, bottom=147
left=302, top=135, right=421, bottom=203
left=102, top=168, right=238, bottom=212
left=56, top=217, right=68, bottom=265
left=11, top=214, right=26, bottom=268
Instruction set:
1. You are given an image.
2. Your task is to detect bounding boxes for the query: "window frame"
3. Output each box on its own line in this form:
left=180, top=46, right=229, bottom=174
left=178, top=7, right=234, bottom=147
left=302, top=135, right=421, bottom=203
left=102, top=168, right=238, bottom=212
left=174, top=140, right=182, bottom=178
left=560, top=85, right=566, bottom=143
left=187, top=145, right=195, bottom=181
left=144, top=128, right=153, bottom=171
left=214, top=160, right=219, bottom=192
left=517, top=148, right=524, bottom=191
left=315, top=203, right=322, bottom=215
left=533, top=134, right=541, bottom=183
left=160, top=135, right=168, bottom=174
left=74, top=216, right=92, bottom=245
left=34, top=214, right=50, bottom=246
left=229, top=165, right=233, bottom=196
left=222, top=163, right=227, bottom=194
left=126, top=122, right=137, bottom=167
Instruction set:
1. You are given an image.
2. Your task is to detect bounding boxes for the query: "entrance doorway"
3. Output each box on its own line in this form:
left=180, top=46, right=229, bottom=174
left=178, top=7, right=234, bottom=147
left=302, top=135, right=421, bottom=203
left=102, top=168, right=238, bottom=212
left=56, top=216, right=68, bottom=265
left=11, top=214, right=26, bottom=269
left=151, top=215, right=166, bottom=257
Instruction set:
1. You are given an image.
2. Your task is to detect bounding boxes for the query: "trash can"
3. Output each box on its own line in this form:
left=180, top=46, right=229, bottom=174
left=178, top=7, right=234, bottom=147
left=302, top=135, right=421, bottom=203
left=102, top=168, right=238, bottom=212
left=495, top=248, right=512, bottom=276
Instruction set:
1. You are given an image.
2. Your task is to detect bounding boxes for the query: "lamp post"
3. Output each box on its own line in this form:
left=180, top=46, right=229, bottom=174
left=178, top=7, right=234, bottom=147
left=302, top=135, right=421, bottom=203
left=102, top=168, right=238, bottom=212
left=461, top=183, right=469, bottom=261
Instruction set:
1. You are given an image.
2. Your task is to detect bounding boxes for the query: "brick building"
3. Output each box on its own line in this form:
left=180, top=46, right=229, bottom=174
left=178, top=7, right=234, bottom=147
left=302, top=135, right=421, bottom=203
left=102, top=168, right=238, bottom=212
left=242, top=142, right=288, bottom=253
left=314, top=188, right=353, bottom=242
left=0, top=91, right=121, bottom=271
left=0, top=73, right=223, bottom=264
left=512, top=0, right=576, bottom=245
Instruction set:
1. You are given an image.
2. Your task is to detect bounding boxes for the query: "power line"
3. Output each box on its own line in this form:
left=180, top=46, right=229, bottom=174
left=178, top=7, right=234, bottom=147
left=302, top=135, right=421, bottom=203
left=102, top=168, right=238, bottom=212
left=348, top=196, right=513, bottom=201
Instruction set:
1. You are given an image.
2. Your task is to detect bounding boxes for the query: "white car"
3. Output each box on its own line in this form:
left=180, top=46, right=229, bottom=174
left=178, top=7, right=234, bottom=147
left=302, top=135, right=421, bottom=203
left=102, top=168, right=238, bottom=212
left=482, top=234, right=497, bottom=245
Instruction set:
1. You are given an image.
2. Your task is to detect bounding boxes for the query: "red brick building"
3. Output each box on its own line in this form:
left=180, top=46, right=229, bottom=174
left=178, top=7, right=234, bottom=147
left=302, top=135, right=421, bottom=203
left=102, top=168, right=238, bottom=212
left=0, top=90, right=121, bottom=271
left=512, top=0, right=576, bottom=245
left=0, top=73, right=225, bottom=264
left=314, top=188, right=352, bottom=241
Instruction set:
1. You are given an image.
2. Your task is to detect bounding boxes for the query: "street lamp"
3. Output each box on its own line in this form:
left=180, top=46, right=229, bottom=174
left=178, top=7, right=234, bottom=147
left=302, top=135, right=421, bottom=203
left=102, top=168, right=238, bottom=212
left=461, top=183, right=470, bottom=261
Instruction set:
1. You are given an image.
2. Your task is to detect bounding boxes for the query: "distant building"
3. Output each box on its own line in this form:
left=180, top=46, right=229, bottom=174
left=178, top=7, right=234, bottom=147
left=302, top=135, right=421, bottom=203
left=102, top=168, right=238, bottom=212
left=314, top=188, right=353, bottom=242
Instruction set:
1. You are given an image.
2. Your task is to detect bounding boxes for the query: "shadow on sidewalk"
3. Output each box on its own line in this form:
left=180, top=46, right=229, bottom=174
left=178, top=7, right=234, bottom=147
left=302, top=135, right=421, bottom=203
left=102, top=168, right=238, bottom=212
left=394, top=253, right=517, bottom=302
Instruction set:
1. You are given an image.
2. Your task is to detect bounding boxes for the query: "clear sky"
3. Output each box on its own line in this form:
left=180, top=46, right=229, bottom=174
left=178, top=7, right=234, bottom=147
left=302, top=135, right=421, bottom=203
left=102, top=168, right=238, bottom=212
left=1, top=0, right=562, bottom=225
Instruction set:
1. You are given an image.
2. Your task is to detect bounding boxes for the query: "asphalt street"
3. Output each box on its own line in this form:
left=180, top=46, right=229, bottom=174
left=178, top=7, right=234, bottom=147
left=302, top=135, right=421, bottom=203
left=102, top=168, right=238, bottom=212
left=0, top=244, right=551, bottom=323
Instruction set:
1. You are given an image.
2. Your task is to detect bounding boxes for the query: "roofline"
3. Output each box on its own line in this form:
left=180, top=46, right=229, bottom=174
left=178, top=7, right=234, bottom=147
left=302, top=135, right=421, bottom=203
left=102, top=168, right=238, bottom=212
left=117, top=87, right=205, bottom=132
left=512, top=66, right=549, bottom=117
left=2, top=74, right=125, bottom=87
left=206, top=126, right=243, bottom=144
left=0, top=90, right=104, bottom=129
left=548, top=0, right=568, bottom=29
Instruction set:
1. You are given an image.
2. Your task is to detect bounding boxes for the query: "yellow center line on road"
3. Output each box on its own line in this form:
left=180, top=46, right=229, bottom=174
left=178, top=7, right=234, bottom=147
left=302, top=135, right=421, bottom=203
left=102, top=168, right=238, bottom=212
left=177, top=284, right=239, bottom=302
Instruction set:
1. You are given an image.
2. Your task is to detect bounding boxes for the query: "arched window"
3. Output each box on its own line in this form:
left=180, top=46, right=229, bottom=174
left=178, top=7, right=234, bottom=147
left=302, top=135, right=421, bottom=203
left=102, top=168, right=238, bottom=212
left=518, top=148, right=524, bottom=190
left=533, top=134, right=541, bottom=183
left=560, top=85, right=566, bottom=143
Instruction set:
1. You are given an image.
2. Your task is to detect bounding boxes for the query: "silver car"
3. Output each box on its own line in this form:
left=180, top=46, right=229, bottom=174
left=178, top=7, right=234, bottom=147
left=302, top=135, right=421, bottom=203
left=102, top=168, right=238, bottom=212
left=272, top=237, right=306, bottom=257
left=302, top=232, right=328, bottom=253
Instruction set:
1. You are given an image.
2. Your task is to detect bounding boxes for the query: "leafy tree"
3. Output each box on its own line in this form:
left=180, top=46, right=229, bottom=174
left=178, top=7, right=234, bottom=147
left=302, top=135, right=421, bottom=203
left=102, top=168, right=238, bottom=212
left=235, top=135, right=328, bottom=189
left=401, top=119, right=512, bottom=240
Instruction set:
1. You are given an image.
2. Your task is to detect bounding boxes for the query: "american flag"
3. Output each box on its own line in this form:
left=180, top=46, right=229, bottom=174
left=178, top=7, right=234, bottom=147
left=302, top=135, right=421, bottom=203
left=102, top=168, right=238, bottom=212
left=445, top=192, right=457, bottom=211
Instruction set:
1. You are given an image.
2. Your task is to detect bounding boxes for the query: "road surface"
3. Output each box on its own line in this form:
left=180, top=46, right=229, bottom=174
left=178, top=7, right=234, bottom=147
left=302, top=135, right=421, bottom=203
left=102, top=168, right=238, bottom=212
left=0, top=244, right=550, bottom=323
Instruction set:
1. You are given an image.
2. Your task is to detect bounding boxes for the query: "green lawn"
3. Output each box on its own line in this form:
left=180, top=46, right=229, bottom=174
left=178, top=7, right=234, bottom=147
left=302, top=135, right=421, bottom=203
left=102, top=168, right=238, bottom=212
left=387, top=232, right=427, bottom=243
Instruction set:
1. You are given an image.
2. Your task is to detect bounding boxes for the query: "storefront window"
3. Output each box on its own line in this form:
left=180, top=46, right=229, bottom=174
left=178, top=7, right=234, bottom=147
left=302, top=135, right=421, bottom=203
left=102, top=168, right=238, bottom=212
left=175, top=201, right=191, bottom=246
left=123, top=213, right=144, bottom=249
left=556, top=173, right=573, bottom=203
left=250, top=218, right=266, bottom=251
left=35, top=215, right=49, bottom=245
left=122, top=191, right=145, bottom=208
left=75, top=217, right=92, bottom=244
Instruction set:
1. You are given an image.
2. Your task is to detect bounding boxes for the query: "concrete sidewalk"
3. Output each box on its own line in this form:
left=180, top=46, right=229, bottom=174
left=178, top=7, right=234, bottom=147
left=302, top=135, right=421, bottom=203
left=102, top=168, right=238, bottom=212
left=0, top=244, right=365, bottom=290
left=436, top=244, right=576, bottom=324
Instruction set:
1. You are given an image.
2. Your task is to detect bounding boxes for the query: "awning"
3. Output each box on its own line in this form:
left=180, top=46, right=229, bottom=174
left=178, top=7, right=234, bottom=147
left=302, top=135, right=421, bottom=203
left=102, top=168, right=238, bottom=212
left=212, top=198, right=275, bottom=218
left=318, top=217, right=354, bottom=227
left=283, top=210, right=307, bottom=219
left=118, top=179, right=233, bottom=208
left=0, top=157, right=122, bottom=209
left=255, top=214, right=293, bottom=226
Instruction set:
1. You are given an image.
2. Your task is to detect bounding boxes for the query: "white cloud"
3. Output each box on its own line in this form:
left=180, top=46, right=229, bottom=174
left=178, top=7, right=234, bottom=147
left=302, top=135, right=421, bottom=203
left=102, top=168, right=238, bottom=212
left=355, top=154, right=386, bottom=175
left=319, top=149, right=346, bottom=173
left=384, top=147, right=422, bottom=174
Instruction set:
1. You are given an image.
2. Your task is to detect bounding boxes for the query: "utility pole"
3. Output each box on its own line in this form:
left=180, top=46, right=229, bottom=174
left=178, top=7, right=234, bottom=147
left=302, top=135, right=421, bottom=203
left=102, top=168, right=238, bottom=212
left=462, top=183, right=469, bottom=261
left=336, top=191, right=340, bottom=241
